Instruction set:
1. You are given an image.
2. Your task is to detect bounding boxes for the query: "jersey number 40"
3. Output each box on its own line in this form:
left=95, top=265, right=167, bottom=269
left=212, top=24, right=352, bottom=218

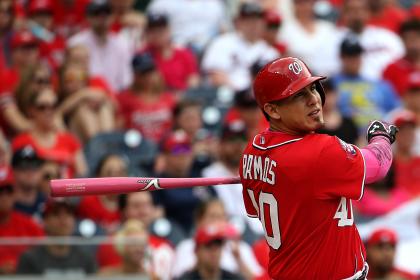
left=247, top=191, right=354, bottom=250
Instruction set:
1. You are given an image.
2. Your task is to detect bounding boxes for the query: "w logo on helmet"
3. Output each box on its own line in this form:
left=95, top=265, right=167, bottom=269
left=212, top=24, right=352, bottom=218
left=288, top=61, right=303, bottom=75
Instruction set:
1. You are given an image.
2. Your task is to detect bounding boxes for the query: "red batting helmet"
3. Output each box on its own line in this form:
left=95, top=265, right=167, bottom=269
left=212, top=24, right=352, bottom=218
left=253, top=57, right=326, bottom=108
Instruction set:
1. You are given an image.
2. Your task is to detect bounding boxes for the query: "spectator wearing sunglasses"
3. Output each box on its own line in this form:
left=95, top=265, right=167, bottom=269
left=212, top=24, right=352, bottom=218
left=11, top=88, right=87, bottom=178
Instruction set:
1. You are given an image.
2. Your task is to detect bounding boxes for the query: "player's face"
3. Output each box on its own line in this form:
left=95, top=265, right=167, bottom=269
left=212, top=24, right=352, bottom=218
left=268, top=83, right=324, bottom=135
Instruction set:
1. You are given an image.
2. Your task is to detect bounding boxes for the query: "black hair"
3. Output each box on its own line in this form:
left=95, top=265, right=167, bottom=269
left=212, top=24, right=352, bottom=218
left=399, top=18, right=420, bottom=36
left=173, top=99, right=202, bottom=119
left=194, top=198, right=224, bottom=223
left=94, top=153, right=126, bottom=177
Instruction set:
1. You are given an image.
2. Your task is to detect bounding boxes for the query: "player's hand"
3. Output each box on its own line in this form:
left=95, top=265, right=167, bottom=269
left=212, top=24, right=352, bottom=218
left=366, top=120, right=398, bottom=144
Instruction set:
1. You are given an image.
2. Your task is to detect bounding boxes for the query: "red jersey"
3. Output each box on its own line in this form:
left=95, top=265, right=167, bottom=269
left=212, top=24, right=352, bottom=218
left=395, top=157, right=420, bottom=197
left=383, top=58, right=420, bottom=97
left=240, top=130, right=367, bottom=279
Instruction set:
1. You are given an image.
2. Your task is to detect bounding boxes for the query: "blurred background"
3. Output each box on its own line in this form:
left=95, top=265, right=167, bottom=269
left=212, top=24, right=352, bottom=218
left=0, top=0, right=420, bottom=279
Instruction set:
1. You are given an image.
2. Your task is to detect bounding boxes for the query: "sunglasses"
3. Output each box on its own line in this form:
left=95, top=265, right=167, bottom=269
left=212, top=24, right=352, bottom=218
left=0, top=186, right=13, bottom=195
left=203, top=239, right=225, bottom=248
left=34, top=102, right=57, bottom=111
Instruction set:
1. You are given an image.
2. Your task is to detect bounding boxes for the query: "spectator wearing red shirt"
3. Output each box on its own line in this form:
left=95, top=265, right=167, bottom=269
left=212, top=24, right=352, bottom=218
left=142, top=13, right=200, bottom=93
left=383, top=19, right=420, bottom=97
left=117, top=52, right=176, bottom=143
left=0, top=0, right=14, bottom=72
left=12, top=88, right=87, bottom=178
left=392, top=109, right=420, bottom=197
left=27, top=0, right=66, bottom=71
left=0, top=168, right=44, bottom=274
left=77, top=154, right=125, bottom=234
left=366, top=228, right=417, bottom=280
left=51, top=0, right=90, bottom=38
left=367, top=0, right=408, bottom=33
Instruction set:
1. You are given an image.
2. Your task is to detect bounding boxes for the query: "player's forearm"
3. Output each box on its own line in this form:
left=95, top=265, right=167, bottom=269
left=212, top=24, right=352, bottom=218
left=360, top=136, right=393, bottom=184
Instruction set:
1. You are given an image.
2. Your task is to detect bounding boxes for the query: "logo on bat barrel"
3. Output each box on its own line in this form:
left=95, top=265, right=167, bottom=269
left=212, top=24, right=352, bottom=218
left=137, top=178, right=162, bottom=191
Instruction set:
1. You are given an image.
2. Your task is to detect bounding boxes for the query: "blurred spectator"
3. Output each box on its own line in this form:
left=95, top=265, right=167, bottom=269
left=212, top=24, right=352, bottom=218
left=202, top=2, right=278, bottom=91
left=117, top=52, right=176, bottom=143
left=68, top=0, right=133, bottom=91
left=353, top=164, right=411, bottom=222
left=400, top=75, right=420, bottom=155
left=99, top=219, right=156, bottom=278
left=333, top=36, right=401, bottom=134
left=11, top=146, right=46, bottom=218
left=278, top=0, right=341, bottom=76
left=11, top=88, right=87, bottom=178
left=77, top=154, right=125, bottom=234
left=367, top=0, right=408, bottom=33
left=51, top=0, right=90, bottom=38
left=109, top=0, right=145, bottom=52
left=27, top=0, right=67, bottom=70
left=251, top=238, right=270, bottom=280
left=391, top=110, right=420, bottom=197
left=366, top=228, right=416, bottom=279
left=141, top=12, right=200, bottom=93
left=147, top=0, right=228, bottom=53
left=16, top=199, right=97, bottom=275
left=0, top=168, right=44, bottom=274
left=263, top=9, right=286, bottom=55
left=0, top=131, right=10, bottom=169
left=153, top=130, right=214, bottom=233
left=177, top=222, right=245, bottom=280
left=383, top=19, right=420, bottom=97
left=97, top=193, right=176, bottom=279
left=0, top=0, right=14, bottom=71
left=173, top=199, right=263, bottom=279
left=202, top=122, right=264, bottom=243
left=39, top=160, right=60, bottom=195
left=56, top=62, right=116, bottom=142
left=316, top=79, right=359, bottom=144
left=339, top=0, right=404, bottom=80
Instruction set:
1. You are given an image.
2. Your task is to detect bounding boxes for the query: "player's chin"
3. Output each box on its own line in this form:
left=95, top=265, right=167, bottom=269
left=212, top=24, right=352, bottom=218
left=306, top=117, right=324, bottom=131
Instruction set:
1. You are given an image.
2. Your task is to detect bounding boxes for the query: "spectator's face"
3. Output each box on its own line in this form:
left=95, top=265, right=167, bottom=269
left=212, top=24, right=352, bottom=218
left=176, top=106, right=202, bottom=137
left=323, top=90, right=338, bottom=112
left=122, top=232, right=149, bottom=265
left=404, top=89, right=420, bottom=112
left=366, top=243, right=395, bottom=274
left=219, top=137, right=247, bottom=168
left=66, top=46, right=90, bottom=69
left=0, top=134, right=9, bottom=166
left=30, top=11, right=53, bottom=30
left=146, top=26, right=171, bottom=48
left=195, top=239, right=224, bottom=272
left=198, top=201, right=227, bottom=227
left=11, top=44, right=40, bottom=69
left=402, top=30, right=420, bottom=59
left=110, top=0, right=134, bottom=13
left=88, top=11, right=111, bottom=35
left=62, top=66, right=87, bottom=95
left=125, top=192, right=155, bottom=227
left=0, top=0, right=13, bottom=31
left=44, top=208, right=76, bottom=236
left=342, top=0, right=370, bottom=33
left=98, top=155, right=128, bottom=177
left=238, top=107, right=261, bottom=128
left=13, top=166, right=43, bottom=193
left=28, top=66, right=52, bottom=95
left=237, top=16, right=265, bottom=42
left=294, top=0, right=315, bottom=19
left=264, top=24, right=280, bottom=44
left=40, top=162, right=61, bottom=195
left=0, top=186, right=14, bottom=216
left=134, top=70, right=163, bottom=92
left=341, top=55, right=362, bottom=76
left=164, top=152, right=194, bottom=177
left=395, top=124, right=416, bottom=152
left=29, top=89, right=58, bottom=130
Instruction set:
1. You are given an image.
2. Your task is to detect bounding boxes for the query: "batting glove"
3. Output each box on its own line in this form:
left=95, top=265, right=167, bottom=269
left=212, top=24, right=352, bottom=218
left=366, top=120, right=398, bottom=144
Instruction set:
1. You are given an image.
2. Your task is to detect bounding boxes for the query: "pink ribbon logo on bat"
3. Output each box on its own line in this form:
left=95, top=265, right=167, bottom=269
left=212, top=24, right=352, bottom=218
left=138, top=178, right=162, bottom=191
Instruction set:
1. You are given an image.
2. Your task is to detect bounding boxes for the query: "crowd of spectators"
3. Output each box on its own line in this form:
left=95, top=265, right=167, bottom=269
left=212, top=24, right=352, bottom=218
left=1, top=0, right=420, bottom=278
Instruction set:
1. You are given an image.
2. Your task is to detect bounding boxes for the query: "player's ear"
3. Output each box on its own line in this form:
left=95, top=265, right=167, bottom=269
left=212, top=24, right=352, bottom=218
left=263, top=103, right=281, bottom=120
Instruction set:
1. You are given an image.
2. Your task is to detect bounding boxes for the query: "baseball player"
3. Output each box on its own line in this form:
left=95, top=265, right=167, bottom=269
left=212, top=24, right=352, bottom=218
left=239, top=57, right=398, bottom=279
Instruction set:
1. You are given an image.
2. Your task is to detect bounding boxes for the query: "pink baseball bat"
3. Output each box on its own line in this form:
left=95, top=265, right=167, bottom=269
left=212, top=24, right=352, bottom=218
left=50, top=176, right=241, bottom=197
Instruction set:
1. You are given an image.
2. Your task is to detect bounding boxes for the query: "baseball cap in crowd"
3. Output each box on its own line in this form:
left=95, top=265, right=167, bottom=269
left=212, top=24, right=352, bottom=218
left=366, top=228, right=398, bottom=246
left=10, top=30, right=39, bottom=49
left=239, top=2, right=264, bottom=18
left=340, top=36, right=364, bottom=56
left=132, top=52, right=156, bottom=74
left=0, top=167, right=14, bottom=190
left=265, top=9, right=282, bottom=27
left=406, top=74, right=420, bottom=92
left=161, top=130, right=192, bottom=155
left=234, top=89, right=258, bottom=109
left=391, top=110, right=417, bottom=127
left=42, top=198, right=75, bottom=218
left=221, top=121, right=247, bottom=141
left=86, top=0, right=111, bottom=16
left=195, top=222, right=238, bottom=246
left=11, top=145, right=45, bottom=170
left=146, top=13, right=169, bottom=29
left=27, top=0, right=53, bottom=16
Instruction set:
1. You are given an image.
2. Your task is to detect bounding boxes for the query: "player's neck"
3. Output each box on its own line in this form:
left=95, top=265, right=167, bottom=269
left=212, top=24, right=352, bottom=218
left=269, top=123, right=306, bottom=136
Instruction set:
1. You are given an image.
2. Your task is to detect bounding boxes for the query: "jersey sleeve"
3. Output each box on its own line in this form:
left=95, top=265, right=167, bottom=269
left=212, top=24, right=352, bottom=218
left=314, top=136, right=366, bottom=200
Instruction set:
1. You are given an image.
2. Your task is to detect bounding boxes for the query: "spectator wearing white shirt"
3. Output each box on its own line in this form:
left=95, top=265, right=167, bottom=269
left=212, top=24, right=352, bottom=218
left=339, top=0, right=404, bottom=80
left=278, top=0, right=341, bottom=76
left=201, top=2, right=279, bottom=91
left=68, top=0, right=133, bottom=92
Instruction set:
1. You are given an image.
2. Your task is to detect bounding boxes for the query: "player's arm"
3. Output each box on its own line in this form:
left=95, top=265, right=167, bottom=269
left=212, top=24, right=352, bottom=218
left=360, top=120, right=398, bottom=184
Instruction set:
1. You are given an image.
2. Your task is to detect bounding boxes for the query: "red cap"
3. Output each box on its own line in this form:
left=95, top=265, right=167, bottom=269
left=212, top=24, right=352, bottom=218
left=265, top=9, right=282, bottom=26
left=407, top=73, right=420, bottom=91
left=42, top=198, right=75, bottom=217
left=195, top=222, right=238, bottom=245
left=11, top=30, right=38, bottom=48
left=0, top=167, right=13, bottom=189
left=28, top=0, right=53, bottom=15
left=392, top=110, right=416, bottom=127
left=367, top=228, right=398, bottom=246
left=162, top=130, right=192, bottom=154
